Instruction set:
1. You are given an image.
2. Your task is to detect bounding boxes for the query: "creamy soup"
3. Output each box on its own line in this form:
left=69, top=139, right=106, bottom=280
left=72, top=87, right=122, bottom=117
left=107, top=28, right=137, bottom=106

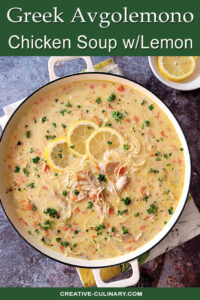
left=4, top=80, right=185, bottom=260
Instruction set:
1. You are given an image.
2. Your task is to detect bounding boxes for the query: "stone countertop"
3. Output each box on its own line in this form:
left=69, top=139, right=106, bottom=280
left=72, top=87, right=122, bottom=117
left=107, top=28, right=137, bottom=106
left=0, top=56, right=199, bottom=287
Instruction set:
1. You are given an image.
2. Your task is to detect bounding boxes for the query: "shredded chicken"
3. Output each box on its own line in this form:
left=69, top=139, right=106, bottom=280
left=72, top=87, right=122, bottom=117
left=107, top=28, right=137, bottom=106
left=104, top=161, right=119, bottom=175
left=116, top=176, right=130, bottom=193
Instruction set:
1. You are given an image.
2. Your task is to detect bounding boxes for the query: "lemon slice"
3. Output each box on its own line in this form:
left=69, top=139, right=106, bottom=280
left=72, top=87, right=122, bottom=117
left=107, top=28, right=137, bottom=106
left=157, top=56, right=196, bottom=82
left=67, top=120, right=98, bottom=158
left=45, top=137, right=70, bottom=171
left=86, top=127, right=124, bottom=162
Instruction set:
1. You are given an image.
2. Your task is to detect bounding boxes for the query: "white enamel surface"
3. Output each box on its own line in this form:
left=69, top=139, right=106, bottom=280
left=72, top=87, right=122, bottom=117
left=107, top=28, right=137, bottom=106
left=148, top=56, right=200, bottom=91
left=0, top=73, right=191, bottom=268
left=92, top=260, right=139, bottom=287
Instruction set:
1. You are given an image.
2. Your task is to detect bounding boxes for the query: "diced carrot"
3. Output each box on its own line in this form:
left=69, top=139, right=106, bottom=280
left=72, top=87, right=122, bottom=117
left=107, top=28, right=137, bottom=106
left=74, top=207, right=80, bottom=214
left=59, top=245, right=64, bottom=253
left=140, top=225, right=146, bottom=230
left=178, top=158, right=183, bottom=166
left=78, top=186, right=82, bottom=191
left=25, top=202, right=32, bottom=210
left=127, top=246, right=134, bottom=251
left=124, top=118, right=131, bottom=123
left=63, top=225, right=69, bottom=231
left=133, top=116, right=139, bottom=123
left=102, top=83, right=107, bottom=88
left=117, top=84, right=125, bottom=92
left=147, top=129, right=154, bottom=136
left=92, top=235, right=97, bottom=239
left=42, top=185, right=48, bottom=190
left=108, top=105, right=114, bottom=110
left=160, top=130, right=165, bottom=137
left=71, top=196, right=78, bottom=202
left=95, top=165, right=100, bottom=171
left=115, top=165, right=126, bottom=176
left=44, top=165, right=50, bottom=173
left=155, top=112, right=160, bottom=119
left=90, top=85, right=95, bottom=89
left=109, top=207, right=115, bottom=215
left=35, top=149, right=41, bottom=156
left=145, top=216, right=150, bottom=221
left=128, top=238, right=135, bottom=244
left=150, top=153, right=154, bottom=157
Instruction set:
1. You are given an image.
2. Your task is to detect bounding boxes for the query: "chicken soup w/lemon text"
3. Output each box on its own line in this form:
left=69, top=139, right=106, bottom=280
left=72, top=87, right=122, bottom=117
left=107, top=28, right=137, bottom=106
left=4, top=80, right=185, bottom=259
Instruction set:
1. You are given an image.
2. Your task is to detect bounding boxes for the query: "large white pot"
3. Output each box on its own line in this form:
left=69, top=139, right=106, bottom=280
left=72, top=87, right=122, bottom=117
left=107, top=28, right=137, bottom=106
left=0, top=57, right=191, bottom=287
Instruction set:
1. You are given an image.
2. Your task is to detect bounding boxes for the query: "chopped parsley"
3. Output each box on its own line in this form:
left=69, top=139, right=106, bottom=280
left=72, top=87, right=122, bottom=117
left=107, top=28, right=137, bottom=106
left=134, top=212, right=140, bottom=217
left=107, top=141, right=112, bottom=145
left=14, top=166, right=20, bottom=173
left=23, top=168, right=29, bottom=177
left=147, top=202, right=158, bottom=215
left=122, top=227, right=129, bottom=235
left=62, top=190, right=68, bottom=196
left=118, top=210, right=128, bottom=216
left=112, top=111, right=124, bottom=122
left=65, top=101, right=72, bottom=107
left=105, top=122, right=112, bottom=127
left=87, top=201, right=94, bottom=209
left=107, top=93, right=116, bottom=102
left=95, top=224, right=105, bottom=231
left=123, top=144, right=128, bottom=150
left=97, top=174, right=106, bottom=182
left=41, top=116, right=47, bottom=123
left=59, top=109, right=66, bottom=116
left=26, top=130, right=31, bottom=138
left=28, top=183, right=35, bottom=188
left=44, top=208, right=60, bottom=219
left=17, top=141, right=21, bottom=146
left=141, top=99, right=147, bottom=105
left=61, top=241, right=69, bottom=247
left=56, top=237, right=61, bottom=243
left=148, top=168, right=159, bottom=174
left=180, top=148, right=184, bottom=151
left=149, top=104, right=154, bottom=110
left=74, top=229, right=79, bottom=234
left=168, top=207, right=173, bottom=215
left=52, top=123, right=57, bottom=128
left=30, top=147, right=34, bottom=153
left=122, top=197, right=131, bottom=206
left=32, top=156, right=40, bottom=164
left=96, top=97, right=101, bottom=104
left=74, top=189, right=80, bottom=195
left=144, top=120, right=150, bottom=127
left=143, top=195, right=150, bottom=202
left=39, top=220, right=53, bottom=231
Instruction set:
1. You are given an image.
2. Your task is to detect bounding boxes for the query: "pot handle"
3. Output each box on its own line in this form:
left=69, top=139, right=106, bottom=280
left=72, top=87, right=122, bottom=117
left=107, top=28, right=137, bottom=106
left=92, top=259, right=140, bottom=287
left=48, top=56, right=95, bottom=81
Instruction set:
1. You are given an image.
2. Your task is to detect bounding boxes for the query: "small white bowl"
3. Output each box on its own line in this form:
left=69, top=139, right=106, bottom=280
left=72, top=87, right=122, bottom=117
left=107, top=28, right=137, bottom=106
left=148, top=56, right=200, bottom=91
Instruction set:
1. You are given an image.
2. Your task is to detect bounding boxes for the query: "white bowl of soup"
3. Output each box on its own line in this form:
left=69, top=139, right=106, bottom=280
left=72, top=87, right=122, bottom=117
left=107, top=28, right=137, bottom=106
left=0, top=62, right=191, bottom=281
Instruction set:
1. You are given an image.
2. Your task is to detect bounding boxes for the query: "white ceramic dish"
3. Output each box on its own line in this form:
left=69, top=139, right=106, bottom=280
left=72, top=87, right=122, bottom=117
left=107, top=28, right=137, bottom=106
left=148, top=56, right=200, bottom=91
left=0, top=57, right=191, bottom=287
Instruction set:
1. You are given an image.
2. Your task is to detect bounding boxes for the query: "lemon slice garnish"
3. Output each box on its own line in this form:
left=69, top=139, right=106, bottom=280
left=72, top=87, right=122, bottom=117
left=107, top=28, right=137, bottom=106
left=86, top=127, right=124, bottom=162
left=158, top=56, right=196, bottom=82
left=45, top=137, right=70, bottom=172
left=67, top=120, right=98, bottom=158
